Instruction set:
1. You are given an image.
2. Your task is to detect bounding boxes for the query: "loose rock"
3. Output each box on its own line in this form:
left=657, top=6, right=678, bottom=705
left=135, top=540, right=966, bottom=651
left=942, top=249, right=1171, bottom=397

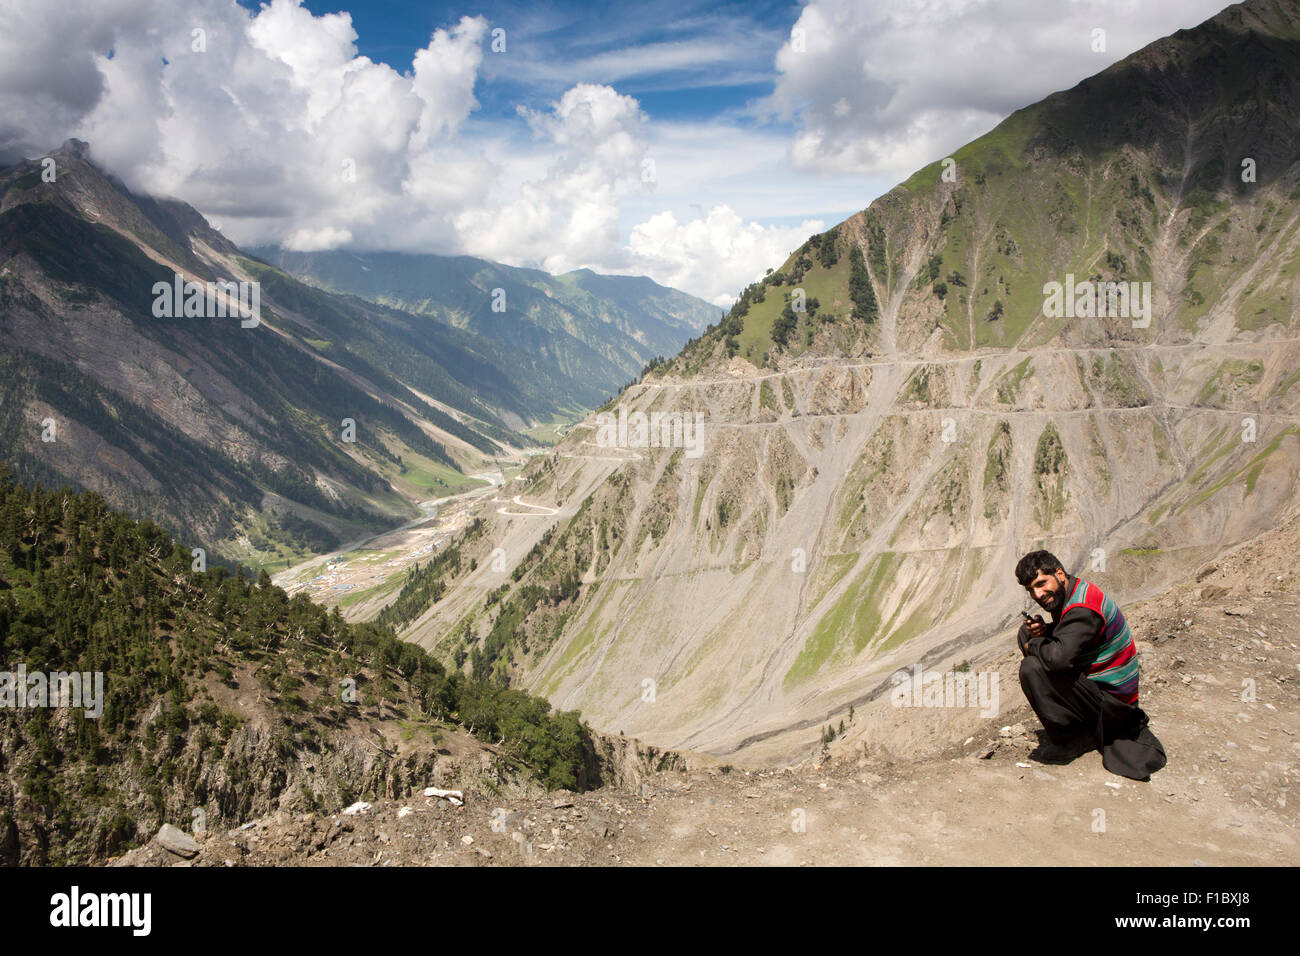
left=156, top=823, right=201, bottom=859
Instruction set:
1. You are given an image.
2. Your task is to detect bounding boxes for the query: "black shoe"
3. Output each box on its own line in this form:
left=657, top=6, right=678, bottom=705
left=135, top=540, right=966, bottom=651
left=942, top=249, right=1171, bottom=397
left=1030, top=735, right=1094, bottom=764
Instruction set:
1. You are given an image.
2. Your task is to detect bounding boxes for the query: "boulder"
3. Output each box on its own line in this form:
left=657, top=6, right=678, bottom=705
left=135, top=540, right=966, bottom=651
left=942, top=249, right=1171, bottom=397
left=155, top=823, right=200, bottom=859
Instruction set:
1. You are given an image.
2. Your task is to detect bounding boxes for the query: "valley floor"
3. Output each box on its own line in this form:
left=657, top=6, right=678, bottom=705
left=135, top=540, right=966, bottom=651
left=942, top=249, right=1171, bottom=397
left=272, top=472, right=503, bottom=617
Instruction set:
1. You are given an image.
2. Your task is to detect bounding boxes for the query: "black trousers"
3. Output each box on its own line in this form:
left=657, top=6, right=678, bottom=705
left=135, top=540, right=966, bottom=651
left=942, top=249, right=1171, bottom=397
left=1019, top=655, right=1167, bottom=780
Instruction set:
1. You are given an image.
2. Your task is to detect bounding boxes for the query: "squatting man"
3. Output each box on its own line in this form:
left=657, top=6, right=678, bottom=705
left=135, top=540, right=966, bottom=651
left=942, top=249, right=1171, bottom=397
left=1014, top=550, right=1166, bottom=780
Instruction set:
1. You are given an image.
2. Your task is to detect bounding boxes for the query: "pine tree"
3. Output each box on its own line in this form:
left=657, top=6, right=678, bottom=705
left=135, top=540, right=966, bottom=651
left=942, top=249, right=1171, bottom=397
left=849, top=246, right=879, bottom=323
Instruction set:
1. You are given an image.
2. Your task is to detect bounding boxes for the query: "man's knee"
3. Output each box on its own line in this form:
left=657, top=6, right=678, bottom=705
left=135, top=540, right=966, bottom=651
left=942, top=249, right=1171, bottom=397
left=1019, top=654, right=1047, bottom=689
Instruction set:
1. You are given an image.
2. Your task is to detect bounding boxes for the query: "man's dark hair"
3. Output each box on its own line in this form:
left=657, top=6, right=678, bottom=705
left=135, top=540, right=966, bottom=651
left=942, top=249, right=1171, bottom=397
left=1015, top=550, right=1065, bottom=587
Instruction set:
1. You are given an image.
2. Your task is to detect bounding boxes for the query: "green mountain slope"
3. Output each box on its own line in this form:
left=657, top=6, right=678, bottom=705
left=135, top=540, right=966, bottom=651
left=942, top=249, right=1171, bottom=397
left=253, top=249, right=718, bottom=408
left=0, top=469, right=596, bottom=865
left=680, top=0, right=1300, bottom=366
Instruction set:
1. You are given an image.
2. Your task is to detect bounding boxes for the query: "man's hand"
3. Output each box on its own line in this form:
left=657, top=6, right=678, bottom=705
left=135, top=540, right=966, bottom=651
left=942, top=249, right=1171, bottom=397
left=1018, top=614, right=1046, bottom=656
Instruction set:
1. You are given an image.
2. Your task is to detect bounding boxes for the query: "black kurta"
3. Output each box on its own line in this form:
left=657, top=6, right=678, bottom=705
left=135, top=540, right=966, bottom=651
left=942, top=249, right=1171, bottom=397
left=1018, top=575, right=1167, bottom=780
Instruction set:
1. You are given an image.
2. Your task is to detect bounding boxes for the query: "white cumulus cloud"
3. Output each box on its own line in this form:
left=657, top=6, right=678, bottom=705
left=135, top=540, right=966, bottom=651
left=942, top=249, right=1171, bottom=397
left=1, top=0, right=1229, bottom=308
left=0, top=0, right=807, bottom=304
left=456, top=83, right=650, bottom=273
left=768, top=0, right=1231, bottom=179
left=626, top=206, right=824, bottom=307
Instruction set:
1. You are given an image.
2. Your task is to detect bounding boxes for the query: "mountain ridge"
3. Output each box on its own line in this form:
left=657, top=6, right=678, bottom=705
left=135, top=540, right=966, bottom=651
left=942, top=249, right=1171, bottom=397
left=367, top=0, right=1300, bottom=764
left=250, top=246, right=717, bottom=410
left=0, top=141, right=713, bottom=569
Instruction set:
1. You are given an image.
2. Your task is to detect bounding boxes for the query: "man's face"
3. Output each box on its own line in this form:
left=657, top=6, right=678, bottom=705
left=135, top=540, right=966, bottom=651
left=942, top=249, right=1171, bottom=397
left=1026, top=568, right=1068, bottom=614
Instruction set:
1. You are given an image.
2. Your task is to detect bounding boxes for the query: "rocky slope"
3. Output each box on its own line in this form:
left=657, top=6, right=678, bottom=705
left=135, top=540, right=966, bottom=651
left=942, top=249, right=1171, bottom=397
left=0, top=474, right=646, bottom=865
left=116, top=501, right=1298, bottom=866
left=372, top=0, right=1300, bottom=764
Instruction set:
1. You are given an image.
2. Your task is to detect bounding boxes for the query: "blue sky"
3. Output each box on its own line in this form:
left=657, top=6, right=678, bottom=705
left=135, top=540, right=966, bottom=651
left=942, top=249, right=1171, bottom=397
left=285, top=1, right=800, bottom=120
left=7, top=0, right=1234, bottom=304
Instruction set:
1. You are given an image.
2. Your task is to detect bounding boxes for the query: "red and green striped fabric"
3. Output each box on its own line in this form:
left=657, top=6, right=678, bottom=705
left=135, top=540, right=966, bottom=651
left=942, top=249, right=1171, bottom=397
left=1061, top=577, right=1140, bottom=704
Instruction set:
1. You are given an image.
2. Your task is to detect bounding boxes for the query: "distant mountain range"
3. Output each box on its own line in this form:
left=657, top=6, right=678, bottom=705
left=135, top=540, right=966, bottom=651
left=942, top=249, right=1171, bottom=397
left=0, top=140, right=713, bottom=567
left=252, top=249, right=718, bottom=410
